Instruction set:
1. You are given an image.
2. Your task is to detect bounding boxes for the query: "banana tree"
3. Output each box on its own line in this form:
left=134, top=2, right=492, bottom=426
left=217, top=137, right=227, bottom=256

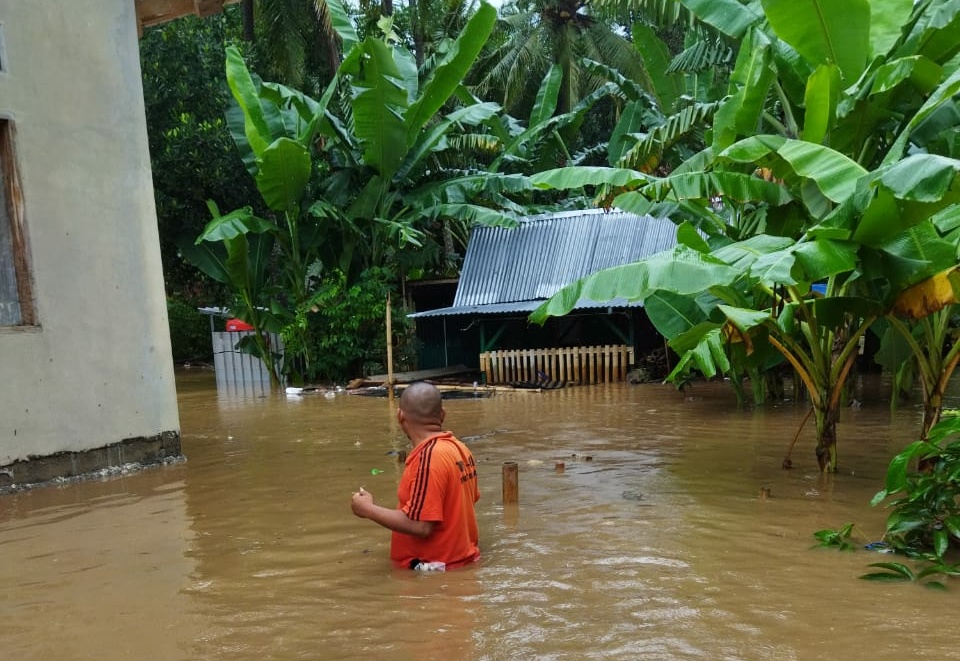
left=306, top=3, right=533, bottom=278
left=886, top=268, right=960, bottom=441
left=529, top=0, right=960, bottom=471
left=184, top=203, right=285, bottom=387
left=194, top=1, right=527, bottom=382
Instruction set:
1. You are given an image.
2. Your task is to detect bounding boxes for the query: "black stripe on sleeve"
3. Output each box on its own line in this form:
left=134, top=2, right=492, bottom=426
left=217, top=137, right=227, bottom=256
left=409, top=438, right=437, bottom=521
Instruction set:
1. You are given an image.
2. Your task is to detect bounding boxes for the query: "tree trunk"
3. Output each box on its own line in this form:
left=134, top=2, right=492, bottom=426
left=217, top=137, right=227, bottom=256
left=814, top=404, right=839, bottom=472
left=918, top=391, right=943, bottom=472
left=922, top=395, right=943, bottom=440
left=442, top=218, right=456, bottom=275
left=241, top=0, right=255, bottom=42
left=765, top=368, right=785, bottom=401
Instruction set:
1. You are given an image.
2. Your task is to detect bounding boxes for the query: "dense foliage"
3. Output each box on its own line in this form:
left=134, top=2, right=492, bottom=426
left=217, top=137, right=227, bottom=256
left=530, top=0, right=960, bottom=472
left=871, top=414, right=960, bottom=560
left=140, top=11, right=260, bottom=300
left=144, top=1, right=960, bottom=432
left=303, top=267, right=417, bottom=382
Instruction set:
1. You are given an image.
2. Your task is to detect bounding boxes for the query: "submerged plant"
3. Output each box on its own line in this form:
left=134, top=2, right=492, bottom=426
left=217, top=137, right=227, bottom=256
left=812, top=523, right=858, bottom=551
left=870, top=415, right=960, bottom=561
left=860, top=560, right=960, bottom=590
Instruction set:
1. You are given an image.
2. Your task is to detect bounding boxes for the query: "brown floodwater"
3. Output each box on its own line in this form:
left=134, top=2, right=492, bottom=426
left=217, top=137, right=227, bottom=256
left=2, top=369, right=959, bottom=660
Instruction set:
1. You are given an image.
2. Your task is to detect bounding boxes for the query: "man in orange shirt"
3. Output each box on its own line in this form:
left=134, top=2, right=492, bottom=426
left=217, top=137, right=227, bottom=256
left=350, top=381, right=480, bottom=570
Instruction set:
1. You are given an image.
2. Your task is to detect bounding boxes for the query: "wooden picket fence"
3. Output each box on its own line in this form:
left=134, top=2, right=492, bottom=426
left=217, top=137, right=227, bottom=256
left=480, top=345, right=635, bottom=385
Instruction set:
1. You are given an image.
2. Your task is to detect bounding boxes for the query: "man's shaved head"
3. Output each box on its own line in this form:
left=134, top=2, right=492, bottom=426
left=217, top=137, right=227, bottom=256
left=399, top=381, right=443, bottom=422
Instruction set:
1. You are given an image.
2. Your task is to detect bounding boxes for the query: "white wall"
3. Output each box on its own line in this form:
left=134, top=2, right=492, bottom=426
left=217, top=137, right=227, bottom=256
left=0, top=0, right=179, bottom=466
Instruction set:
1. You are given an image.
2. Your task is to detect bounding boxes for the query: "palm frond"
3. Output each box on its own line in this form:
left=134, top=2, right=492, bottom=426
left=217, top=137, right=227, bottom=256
left=666, top=37, right=734, bottom=74
left=448, top=133, right=503, bottom=154
left=591, top=0, right=693, bottom=27
left=571, top=141, right=609, bottom=166
left=616, top=100, right=721, bottom=169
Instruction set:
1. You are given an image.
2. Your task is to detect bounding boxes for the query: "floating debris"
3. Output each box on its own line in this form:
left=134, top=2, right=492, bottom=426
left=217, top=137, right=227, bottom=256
left=865, top=541, right=893, bottom=553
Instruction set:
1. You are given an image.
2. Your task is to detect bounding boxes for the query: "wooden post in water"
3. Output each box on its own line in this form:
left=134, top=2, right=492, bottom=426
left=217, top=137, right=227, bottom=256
left=502, top=461, right=518, bottom=504
left=386, top=293, right=394, bottom=401
left=555, top=461, right=565, bottom=473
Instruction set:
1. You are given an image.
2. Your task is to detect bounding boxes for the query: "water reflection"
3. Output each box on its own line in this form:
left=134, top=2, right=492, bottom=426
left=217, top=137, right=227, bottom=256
left=1, top=370, right=958, bottom=661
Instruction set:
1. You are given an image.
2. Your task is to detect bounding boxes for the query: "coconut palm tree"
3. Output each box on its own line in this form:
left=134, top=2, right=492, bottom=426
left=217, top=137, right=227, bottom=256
left=473, top=0, right=652, bottom=117
left=242, top=0, right=342, bottom=94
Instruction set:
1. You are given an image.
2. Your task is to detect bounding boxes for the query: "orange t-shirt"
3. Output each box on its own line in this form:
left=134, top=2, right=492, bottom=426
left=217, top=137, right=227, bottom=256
left=391, top=432, right=480, bottom=569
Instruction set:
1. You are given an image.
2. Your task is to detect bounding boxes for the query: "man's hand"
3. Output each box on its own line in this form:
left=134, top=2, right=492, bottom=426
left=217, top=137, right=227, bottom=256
left=350, top=486, right=436, bottom=538
left=351, top=487, right=374, bottom=518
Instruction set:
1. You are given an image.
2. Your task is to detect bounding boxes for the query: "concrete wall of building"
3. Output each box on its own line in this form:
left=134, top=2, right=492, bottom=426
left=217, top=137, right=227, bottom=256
left=0, top=0, right=180, bottom=481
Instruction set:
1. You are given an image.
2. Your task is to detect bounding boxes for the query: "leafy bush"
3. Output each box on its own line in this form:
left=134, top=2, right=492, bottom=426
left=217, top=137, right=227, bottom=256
left=166, top=297, right=211, bottom=363
left=812, top=415, right=960, bottom=589
left=294, top=267, right=415, bottom=384
left=870, top=414, right=960, bottom=560
left=812, top=523, right=859, bottom=551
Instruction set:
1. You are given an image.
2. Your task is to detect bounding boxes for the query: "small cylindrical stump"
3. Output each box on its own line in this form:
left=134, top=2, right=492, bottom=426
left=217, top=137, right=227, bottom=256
left=555, top=461, right=565, bottom=473
left=502, top=461, right=519, bottom=504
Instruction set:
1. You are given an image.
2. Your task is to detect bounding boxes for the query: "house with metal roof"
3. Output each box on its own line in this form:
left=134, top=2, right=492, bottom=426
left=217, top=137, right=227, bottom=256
left=408, top=208, right=678, bottom=375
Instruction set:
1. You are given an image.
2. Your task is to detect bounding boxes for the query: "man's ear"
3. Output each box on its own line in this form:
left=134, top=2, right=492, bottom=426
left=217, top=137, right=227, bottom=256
left=439, top=408, right=446, bottom=424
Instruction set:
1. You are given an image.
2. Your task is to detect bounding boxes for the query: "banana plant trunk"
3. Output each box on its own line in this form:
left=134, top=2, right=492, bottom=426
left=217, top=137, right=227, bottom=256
left=814, top=402, right=839, bottom=472
left=251, top=328, right=282, bottom=389
left=921, top=351, right=960, bottom=440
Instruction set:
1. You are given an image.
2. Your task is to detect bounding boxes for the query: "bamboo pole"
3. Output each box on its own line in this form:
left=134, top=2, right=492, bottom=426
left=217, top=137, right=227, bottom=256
left=502, top=462, right=518, bottom=504
left=433, top=384, right=540, bottom=393
left=386, top=293, right=394, bottom=401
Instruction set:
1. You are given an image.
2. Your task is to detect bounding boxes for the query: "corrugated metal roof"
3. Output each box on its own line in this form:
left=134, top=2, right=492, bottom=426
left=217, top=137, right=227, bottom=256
left=410, top=208, right=676, bottom=318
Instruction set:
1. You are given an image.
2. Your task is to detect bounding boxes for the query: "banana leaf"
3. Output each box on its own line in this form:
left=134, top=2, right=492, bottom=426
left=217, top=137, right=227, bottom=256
left=404, top=3, right=497, bottom=144
left=868, top=0, right=916, bottom=56
left=679, top=0, right=762, bottom=39
left=802, top=64, right=841, bottom=145
left=342, top=38, right=408, bottom=181
left=761, top=0, right=870, bottom=83
left=325, top=0, right=359, bottom=56
left=632, top=24, right=681, bottom=112
left=255, top=138, right=312, bottom=212
left=530, top=167, right=650, bottom=190
left=721, top=136, right=868, bottom=203
left=712, top=29, right=776, bottom=150
left=530, top=245, right=739, bottom=323
left=890, top=266, right=960, bottom=319
left=225, top=46, right=285, bottom=166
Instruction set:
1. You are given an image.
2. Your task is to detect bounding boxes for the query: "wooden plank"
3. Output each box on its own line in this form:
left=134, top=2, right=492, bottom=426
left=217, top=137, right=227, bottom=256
left=0, top=121, right=34, bottom=326
left=365, top=364, right=475, bottom=385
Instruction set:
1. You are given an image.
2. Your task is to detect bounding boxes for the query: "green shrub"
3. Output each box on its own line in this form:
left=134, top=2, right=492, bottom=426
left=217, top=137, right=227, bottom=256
left=167, top=297, right=211, bottom=363
left=870, top=414, right=960, bottom=560
left=293, top=267, right=415, bottom=384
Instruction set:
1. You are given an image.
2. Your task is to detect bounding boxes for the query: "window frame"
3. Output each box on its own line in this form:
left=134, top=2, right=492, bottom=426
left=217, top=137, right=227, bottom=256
left=0, top=118, right=36, bottom=327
